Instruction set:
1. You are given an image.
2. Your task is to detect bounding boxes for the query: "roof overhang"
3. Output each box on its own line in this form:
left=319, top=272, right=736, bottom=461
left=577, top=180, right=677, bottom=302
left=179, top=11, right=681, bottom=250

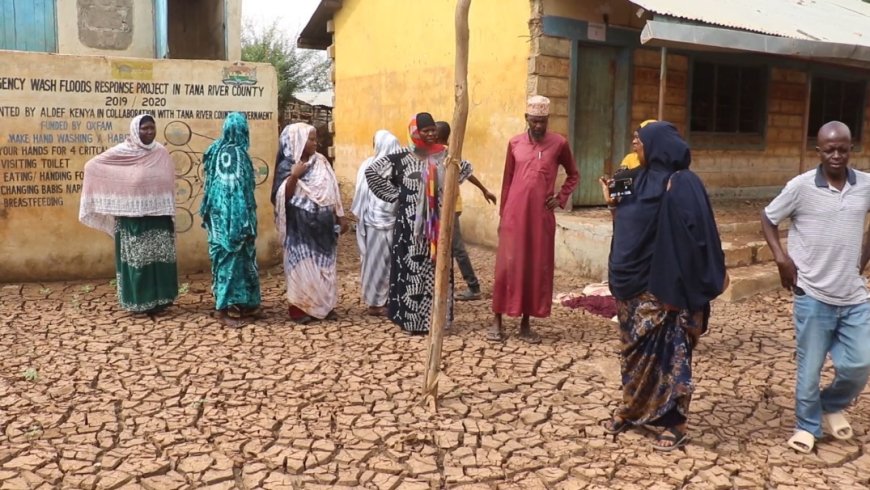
left=641, top=19, right=870, bottom=71
left=297, top=0, right=342, bottom=50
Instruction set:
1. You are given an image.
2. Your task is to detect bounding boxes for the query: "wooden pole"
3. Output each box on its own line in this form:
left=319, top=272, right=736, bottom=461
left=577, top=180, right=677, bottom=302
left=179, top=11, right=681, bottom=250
left=657, top=47, right=668, bottom=120
left=799, top=73, right=812, bottom=174
left=422, top=0, right=471, bottom=408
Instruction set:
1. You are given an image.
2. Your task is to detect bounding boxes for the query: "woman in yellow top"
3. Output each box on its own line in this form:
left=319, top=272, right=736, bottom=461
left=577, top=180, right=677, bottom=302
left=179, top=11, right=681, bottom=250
left=618, top=119, right=657, bottom=171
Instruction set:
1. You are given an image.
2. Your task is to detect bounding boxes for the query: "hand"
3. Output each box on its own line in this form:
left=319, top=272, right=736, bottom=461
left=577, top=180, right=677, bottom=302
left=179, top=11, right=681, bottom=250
left=775, top=255, right=798, bottom=290
left=546, top=194, right=559, bottom=210
left=482, top=190, right=497, bottom=205
left=290, top=161, right=310, bottom=179
left=337, top=216, right=350, bottom=235
left=599, top=176, right=616, bottom=205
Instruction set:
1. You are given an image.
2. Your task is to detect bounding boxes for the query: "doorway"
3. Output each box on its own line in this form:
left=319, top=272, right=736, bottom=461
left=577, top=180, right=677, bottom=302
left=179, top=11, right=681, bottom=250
left=155, top=0, right=227, bottom=60
left=571, top=44, right=630, bottom=206
left=0, top=0, right=57, bottom=52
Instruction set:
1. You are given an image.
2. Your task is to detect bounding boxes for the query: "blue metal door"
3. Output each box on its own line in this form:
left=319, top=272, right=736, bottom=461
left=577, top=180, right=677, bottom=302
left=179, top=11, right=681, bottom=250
left=154, top=0, right=169, bottom=58
left=0, top=0, right=57, bottom=52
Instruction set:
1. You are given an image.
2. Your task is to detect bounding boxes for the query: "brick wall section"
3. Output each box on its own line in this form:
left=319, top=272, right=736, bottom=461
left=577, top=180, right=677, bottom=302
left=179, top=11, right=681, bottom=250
left=630, top=48, right=687, bottom=135
left=629, top=54, right=870, bottom=190
left=527, top=35, right=571, bottom=136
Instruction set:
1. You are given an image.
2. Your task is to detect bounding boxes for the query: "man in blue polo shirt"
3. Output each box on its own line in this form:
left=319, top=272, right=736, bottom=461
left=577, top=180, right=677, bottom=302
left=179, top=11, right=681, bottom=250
left=762, top=121, right=870, bottom=454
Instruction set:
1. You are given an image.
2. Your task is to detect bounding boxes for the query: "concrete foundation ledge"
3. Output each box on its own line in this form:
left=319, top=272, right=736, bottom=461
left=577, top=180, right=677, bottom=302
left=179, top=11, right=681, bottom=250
left=554, top=213, right=612, bottom=281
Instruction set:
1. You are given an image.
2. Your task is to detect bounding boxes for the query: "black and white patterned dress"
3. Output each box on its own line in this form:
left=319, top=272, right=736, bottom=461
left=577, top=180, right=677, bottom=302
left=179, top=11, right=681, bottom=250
left=365, top=149, right=472, bottom=333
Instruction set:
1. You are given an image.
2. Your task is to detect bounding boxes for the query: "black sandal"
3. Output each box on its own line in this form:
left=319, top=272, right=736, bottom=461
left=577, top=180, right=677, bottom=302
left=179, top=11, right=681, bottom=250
left=601, top=417, right=629, bottom=435
left=296, top=315, right=315, bottom=325
left=652, top=427, right=690, bottom=452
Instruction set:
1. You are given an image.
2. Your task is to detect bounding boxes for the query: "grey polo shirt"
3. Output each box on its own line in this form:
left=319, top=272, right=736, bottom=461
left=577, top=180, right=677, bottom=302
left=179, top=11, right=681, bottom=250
left=765, top=165, right=870, bottom=306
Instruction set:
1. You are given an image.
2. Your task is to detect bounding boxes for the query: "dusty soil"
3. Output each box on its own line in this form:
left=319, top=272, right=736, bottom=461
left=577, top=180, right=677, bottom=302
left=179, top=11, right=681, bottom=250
left=1, top=233, right=869, bottom=489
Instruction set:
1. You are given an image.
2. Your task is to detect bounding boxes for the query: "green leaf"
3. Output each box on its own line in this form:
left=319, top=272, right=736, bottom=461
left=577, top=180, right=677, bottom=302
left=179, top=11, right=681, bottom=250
left=241, top=21, right=332, bottom=126
left=23, top=368, right=38, bottom=382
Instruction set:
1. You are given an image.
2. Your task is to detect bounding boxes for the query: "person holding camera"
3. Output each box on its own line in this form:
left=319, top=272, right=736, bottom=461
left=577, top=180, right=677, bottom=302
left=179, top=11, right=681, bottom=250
left=600, top=121, right=726, bottom=451
left=489, top=96, right=579, bottom=343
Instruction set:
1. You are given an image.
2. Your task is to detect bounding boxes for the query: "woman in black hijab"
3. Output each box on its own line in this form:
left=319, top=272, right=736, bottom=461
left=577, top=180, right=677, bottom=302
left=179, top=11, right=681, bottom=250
left=599, top=121, right=727, bottom=451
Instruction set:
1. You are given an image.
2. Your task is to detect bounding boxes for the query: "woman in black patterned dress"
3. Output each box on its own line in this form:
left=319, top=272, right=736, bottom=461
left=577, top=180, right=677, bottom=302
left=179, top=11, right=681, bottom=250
left=365, top=113, right=472, bottom=334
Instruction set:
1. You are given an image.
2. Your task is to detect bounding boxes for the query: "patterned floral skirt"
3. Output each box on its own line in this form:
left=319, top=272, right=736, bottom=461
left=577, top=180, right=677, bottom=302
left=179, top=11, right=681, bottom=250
left=114, top=216, right=179, bottom=313
left=207, top=236, right=260, bottom=311
left=615, top=292, right=706, bottom=427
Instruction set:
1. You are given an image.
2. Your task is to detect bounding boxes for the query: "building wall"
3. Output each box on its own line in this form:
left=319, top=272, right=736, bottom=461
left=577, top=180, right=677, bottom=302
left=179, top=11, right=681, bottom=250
left=58, top=0, right=154, bottom=57
left=56, top=0, right=242, bottom=60
left=630, top=49, right=870, bottom=190
left=542, top=0, right=645, bottom=30
left=332, top=0, right=532, bottom=247
left=542, top=0, right=870, bottom=197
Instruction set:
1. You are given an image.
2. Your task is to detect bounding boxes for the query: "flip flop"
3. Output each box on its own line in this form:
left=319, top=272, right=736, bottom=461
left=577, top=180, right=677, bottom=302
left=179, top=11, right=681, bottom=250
left=787, top=430, right=815, bottom=454
left=823, top=412, right=854, bottom=440
left=601, top=417, right=629, bottom=435
left=486, top=329, right=505, bottom=342
left=214, top=311, right=245, bottom=329
left=652, top=427, right=690, bottom=452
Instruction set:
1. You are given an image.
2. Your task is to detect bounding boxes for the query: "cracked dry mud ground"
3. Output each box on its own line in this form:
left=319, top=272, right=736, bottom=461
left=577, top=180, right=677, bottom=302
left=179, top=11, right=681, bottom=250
left=2, top=235, right=870, bottom=489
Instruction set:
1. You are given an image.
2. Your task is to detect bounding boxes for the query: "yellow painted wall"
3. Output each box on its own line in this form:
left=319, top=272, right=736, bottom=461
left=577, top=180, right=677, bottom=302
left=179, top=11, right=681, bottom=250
left=56, top=0, right=242, bottom=60
left=332, top=0, right=532, bottom=248
left=0, top=51, right=278, bottom=282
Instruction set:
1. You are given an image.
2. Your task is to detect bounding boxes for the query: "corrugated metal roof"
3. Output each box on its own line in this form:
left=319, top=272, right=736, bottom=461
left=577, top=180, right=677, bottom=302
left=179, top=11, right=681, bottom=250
left=294, top=91, right=334, bottom=108
left=632, top=0, right=870, bottom=47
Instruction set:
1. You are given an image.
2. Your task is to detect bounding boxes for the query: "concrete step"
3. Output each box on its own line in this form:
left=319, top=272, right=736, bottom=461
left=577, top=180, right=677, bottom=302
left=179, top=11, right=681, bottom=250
left=717, top=218, right=791, bottom=235
left=720, top=234, right=785, bottom=268
left=720, top=262, right=781, bottom=302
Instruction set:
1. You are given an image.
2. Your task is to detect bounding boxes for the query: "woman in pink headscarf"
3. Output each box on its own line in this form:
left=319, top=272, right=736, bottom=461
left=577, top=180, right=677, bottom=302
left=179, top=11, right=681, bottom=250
left=79, top=114, right=178, bottom=314
left=273, top=122, right=347, bottom=324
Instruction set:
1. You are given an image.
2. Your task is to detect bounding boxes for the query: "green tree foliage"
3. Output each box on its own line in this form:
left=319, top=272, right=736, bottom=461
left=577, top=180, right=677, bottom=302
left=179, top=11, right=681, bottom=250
left=241, top=22, right=331, bottom=126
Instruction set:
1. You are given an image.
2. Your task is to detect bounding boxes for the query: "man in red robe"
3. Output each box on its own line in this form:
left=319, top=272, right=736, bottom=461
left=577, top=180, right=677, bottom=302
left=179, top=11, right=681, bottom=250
left=489, top=96, right=580, bottom=343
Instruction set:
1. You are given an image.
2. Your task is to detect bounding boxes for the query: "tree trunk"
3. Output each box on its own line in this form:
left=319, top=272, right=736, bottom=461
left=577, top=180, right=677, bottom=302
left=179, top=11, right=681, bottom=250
left=422, top=0, right=471, bottom=408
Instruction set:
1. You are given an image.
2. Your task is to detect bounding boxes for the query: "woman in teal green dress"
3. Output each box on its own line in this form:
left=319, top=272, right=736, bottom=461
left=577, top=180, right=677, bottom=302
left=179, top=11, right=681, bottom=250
left=200, top=112, right=262, bottom=327
left=79, top=114, right=179, bottom=314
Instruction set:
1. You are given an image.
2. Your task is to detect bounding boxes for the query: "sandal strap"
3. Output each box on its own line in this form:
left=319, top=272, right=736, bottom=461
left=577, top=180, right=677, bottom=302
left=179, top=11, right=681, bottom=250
left=658, top=427, right=686, bottom=441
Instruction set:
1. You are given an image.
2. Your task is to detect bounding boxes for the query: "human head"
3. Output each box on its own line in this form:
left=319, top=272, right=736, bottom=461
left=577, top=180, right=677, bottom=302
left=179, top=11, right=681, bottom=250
left=436, top=121, right=450, bottom=145
left=302, top=127, right=317, bottom=159
left=221, top=112, right=249, bottom=150
left=409, top=112, right=439, bottom=152
left=133, top=114, right=157, bottom=148
left=816, top=121, right=852, bottom=177
left=525, top=95, right=550, bottom=140
left=373, top=130, right=401, bottom=158
left=280, top=122, right=318, bottom=163
left=632, top=119, right=657, bottom=155
left=636, top=121, right=690, bottom=172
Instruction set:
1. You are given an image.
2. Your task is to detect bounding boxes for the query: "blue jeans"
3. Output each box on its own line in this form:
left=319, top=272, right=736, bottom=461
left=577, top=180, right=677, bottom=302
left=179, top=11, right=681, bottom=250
left=793, top=294, right=870, bottom=437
